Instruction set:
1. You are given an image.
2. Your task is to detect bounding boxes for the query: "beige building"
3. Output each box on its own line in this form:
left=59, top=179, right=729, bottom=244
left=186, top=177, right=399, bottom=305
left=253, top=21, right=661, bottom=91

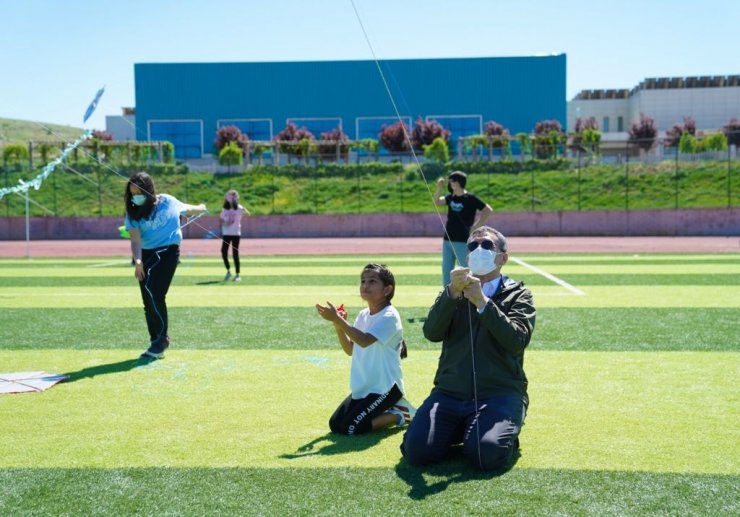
left=568, top=75, right=740, bottom=135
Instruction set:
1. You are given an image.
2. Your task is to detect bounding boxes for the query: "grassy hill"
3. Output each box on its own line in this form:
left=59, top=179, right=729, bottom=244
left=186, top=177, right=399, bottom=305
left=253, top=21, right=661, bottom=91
left=0, top=117, right=83, bottom=145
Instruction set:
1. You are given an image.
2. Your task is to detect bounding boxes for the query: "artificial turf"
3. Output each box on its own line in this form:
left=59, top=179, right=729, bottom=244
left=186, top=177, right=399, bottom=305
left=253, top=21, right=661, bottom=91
left=0, top=252, right=738, bottom=515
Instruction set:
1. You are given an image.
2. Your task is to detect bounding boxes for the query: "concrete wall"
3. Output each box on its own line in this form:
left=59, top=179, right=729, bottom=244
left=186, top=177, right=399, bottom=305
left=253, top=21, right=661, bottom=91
left=0, top=208, right=737, bottom=240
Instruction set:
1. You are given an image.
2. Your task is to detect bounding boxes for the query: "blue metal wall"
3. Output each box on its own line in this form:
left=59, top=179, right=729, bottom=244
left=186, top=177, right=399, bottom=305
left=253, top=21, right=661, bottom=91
left=135, top=55, right=566, bottom=158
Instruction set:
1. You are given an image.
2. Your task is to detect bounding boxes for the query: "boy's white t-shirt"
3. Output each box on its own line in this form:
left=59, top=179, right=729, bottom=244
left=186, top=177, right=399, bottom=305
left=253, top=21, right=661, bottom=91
left=350, top=304, right=405, bottom=399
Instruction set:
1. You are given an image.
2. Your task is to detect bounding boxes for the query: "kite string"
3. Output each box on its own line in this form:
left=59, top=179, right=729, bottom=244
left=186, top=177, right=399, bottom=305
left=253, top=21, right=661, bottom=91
left=348, top=0, right=482, bottom=466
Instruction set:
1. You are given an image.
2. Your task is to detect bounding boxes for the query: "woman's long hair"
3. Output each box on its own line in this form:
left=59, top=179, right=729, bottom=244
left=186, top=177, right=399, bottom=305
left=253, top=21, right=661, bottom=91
left=124, top=172, right=157, bottom=221
left=223, top=189, right=240, bottom=210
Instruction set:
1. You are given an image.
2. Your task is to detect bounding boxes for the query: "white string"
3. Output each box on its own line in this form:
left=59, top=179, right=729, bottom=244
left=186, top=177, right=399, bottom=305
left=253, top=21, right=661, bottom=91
left=348, top=0, right=482, bottom=465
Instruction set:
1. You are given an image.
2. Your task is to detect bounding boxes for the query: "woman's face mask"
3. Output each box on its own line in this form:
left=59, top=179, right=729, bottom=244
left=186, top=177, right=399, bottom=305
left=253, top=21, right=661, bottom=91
left=468, top=246, right=499, bottom=276
left=131, top=194, right=147, bottom=206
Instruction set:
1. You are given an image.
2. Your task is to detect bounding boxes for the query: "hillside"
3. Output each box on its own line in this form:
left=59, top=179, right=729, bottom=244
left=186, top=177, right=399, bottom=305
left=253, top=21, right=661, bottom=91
left=0, top=117, right=84, bottom=145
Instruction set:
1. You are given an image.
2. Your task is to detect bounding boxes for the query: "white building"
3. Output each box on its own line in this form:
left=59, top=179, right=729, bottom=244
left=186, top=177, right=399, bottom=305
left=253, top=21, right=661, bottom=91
left=568, top=75, right=740, bottom=135
left=105, top=107, right=137, bottom=141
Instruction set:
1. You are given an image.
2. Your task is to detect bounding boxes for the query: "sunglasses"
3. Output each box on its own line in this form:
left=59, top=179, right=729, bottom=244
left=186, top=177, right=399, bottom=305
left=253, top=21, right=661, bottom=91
left=467, top=239, right=497, bottom=252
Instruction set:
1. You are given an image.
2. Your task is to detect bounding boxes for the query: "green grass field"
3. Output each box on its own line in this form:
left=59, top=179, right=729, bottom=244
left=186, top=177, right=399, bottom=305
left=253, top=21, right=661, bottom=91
left=1, top=252, right=738, bottom=515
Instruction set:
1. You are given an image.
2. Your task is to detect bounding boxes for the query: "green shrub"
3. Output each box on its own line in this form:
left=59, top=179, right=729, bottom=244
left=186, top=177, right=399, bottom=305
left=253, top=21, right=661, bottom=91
left=3, top=143, right=29, bottom=168
left=218, top=142, right=244, bottom=170
left=423, top=137, right=449, bottom=163
left=678, top=132, right=697, bottom=154
left=700, top=132, right=728, bottom=152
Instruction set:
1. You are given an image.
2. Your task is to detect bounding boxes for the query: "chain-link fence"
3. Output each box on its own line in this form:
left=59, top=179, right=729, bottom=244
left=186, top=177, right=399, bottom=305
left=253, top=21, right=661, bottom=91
left=2, top=136, right=738, bottom=218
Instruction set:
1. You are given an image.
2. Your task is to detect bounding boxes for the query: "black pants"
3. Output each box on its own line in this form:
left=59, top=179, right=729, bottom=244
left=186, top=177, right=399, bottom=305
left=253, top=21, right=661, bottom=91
left=329, top=384, right=403, bottom=436
left=221, top=235, right=241, bottom=274
left=138, top=245, right=179, bottom=347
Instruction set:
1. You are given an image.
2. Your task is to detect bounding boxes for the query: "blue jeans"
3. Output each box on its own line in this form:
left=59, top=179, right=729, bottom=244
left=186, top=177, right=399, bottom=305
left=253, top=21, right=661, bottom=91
left=401, top=389, right=526, bottom=471
left=441, top=240, right=469, bottom=287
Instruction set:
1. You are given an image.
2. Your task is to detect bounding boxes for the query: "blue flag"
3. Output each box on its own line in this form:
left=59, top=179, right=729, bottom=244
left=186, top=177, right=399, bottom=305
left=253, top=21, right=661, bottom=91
left=83, top=86, right=105, bottom=123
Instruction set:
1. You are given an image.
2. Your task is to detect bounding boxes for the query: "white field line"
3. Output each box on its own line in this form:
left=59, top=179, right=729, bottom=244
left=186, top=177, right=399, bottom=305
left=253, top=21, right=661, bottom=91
left=510, top=256, right=586, bottom=296
left=86, top=260, right=128, bottom=268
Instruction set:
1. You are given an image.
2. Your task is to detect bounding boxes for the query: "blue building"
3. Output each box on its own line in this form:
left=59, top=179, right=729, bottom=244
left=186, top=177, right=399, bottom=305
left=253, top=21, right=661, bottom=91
left=134, top=55, right=566, bottom=159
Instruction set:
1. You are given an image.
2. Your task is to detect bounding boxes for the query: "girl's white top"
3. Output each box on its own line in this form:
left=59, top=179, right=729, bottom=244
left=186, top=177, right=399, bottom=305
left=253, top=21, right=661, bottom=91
left=221, top=206, right=246, bottom=236
left=350, top=305, right=405, bottom=399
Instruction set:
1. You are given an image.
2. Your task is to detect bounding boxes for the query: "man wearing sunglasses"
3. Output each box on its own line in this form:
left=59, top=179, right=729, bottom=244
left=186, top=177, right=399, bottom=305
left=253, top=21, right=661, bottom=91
left=401, top=226, right=535, bottom=472
left=433, top=170, right=493, bottom=287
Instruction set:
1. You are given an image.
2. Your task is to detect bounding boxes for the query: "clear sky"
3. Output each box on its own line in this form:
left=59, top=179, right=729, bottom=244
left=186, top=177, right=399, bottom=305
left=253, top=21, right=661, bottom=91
left=1, top=0, right=737, bottom=132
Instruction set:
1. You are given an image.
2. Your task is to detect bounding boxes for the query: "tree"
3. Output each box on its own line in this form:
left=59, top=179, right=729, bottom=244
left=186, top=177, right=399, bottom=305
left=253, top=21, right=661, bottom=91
left=483, top=120, right=510, bottom=149
left=378, top=121, right=410, bottom=152
left=317, top=127, right=350, bottom=159
left=628, top=113, right=657, bottom=151
left=274, top=122, right=315, bottom=156
left=423, top=137, right=449, bottom=163
left=214, top=125, right=249, bottom=155
left=410, top=117, right=449, bottom=150
left=664, top=116, right=696, bottom=147
left=218, top=142, right=243, bottom=171
left=91, top=130, right=113, bottom=141
left=533, top=119, right=563, bottom=159
left=570, top=117, right=599, bottom=151
left=722, top=118, right=740, bottom=147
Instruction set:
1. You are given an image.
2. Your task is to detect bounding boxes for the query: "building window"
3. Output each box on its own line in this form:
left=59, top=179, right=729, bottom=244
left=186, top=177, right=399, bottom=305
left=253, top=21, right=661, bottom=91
left=148, top=120, right=203, bottom=159
left=617, top=116, right=624, bottom=132
left=356, top=116, right=412, bottom=141
left=285, top=117, right=342, bottom=138
left=425, top=115, right=482, bottom=143
left=218, top=119, right=273, bottom=141
left=602, top=116, right=610, bottom=133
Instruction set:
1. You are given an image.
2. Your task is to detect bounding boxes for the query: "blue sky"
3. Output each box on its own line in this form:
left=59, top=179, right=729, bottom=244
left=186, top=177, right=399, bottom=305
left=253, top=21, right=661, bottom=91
left=1, top=0, right=737, bottom=131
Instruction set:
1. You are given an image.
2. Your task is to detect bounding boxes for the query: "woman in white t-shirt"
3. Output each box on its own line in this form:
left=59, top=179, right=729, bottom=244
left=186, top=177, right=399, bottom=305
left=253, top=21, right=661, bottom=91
left=316, top=264, right=415, bottom=435
left=219, top=189, right=249, bottom=282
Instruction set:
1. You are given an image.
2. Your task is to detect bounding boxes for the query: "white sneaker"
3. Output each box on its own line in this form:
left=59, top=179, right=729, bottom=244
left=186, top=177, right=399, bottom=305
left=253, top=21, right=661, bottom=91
left=224, top=271, right=232, bottom=281
left=389, top=398, right=417, bottom=426
left=233, top=275, right=241, bottom=282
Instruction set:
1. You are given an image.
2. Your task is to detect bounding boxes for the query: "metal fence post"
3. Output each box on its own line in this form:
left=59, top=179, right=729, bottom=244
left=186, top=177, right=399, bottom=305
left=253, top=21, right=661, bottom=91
left=625, top=143, right=629, bottom=211
left=530, top=166, right=535, bottom=212
left=728, top=144, right=732, bottom=208
left=675, top=144, right=679, bottom=209
left=577, top=150, right=581, bottom=211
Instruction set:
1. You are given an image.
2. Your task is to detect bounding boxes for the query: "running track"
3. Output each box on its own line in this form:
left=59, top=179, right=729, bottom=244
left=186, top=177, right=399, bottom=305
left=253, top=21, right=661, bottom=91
left=0, top=236, right=737, bottom=258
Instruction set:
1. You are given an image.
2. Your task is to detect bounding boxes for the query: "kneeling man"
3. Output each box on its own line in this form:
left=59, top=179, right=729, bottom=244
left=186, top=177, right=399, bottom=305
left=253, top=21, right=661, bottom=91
left=401, top=226, right=535, bottom=471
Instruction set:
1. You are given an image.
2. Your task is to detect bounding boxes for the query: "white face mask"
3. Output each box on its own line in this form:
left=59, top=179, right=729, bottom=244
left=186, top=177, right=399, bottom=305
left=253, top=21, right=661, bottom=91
left=468, top=247, right=499, bottom=276
left=131, top=194, right=147, bottom=206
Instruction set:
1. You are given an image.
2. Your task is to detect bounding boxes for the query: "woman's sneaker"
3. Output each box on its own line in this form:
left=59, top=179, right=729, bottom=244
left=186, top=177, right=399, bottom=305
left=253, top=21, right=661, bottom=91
left=140, top=336, right=170, bottom=360
left=388, top=398, right=417, bottom=426
left=233, top=275, right=241, bottom=282
left=224, top=271, right=232, bottom=281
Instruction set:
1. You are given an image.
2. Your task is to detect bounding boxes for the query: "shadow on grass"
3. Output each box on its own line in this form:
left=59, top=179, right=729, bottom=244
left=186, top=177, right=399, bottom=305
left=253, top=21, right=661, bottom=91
left=195, top=280, right=223, bottom=286
left=280, top=428, right=404, bottom=459
left=63, top=356, right=158, bottom=383
left=394, top=445, right=521, bottom=500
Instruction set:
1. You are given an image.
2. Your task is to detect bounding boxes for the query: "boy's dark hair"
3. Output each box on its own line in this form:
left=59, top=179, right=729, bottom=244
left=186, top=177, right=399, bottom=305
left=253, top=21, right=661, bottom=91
left=448, top=170, right=467, bottom=189
left=363, top=263, right=395, bottom=301
left=362, top=263, right=407, bottom=358
left=124, top=171, right=157, bottom=221
left=223, top=189, right=240, bottom=210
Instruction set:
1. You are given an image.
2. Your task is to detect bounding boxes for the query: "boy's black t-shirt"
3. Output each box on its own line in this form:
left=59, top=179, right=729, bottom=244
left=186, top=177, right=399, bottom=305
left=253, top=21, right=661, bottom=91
left=443, top=193, right=486, bottom=242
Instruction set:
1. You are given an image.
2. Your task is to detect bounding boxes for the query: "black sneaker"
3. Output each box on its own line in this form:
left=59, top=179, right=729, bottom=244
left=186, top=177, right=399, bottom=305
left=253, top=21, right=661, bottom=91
left=140, top=336, right=170, bottom=359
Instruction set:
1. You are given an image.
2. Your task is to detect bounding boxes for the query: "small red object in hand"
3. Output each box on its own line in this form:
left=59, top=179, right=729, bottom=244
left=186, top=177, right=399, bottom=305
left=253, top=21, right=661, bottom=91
left=337, top=304, right=348, bottom=320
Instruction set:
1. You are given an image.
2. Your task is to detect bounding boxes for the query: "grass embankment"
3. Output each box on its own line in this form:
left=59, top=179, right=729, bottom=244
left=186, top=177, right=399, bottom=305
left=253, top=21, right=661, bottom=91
left=2, top=160, right=738, bottom=216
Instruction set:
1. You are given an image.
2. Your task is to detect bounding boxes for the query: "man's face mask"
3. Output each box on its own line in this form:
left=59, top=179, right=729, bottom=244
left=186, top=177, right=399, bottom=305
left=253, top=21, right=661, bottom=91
left=467, top=239, right=500, bottom=276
